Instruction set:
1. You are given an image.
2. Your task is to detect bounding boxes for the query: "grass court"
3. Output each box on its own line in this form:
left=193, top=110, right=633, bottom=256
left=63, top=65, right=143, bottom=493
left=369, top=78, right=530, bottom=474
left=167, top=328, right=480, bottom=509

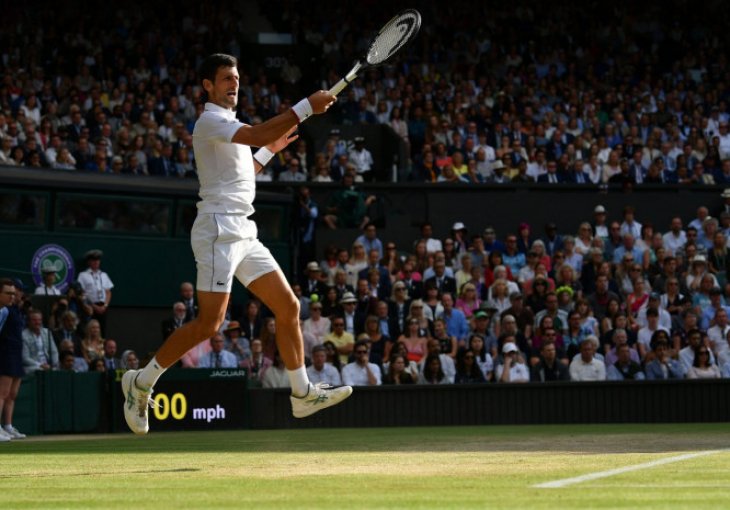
left=2, top=423, right=729, bottom=509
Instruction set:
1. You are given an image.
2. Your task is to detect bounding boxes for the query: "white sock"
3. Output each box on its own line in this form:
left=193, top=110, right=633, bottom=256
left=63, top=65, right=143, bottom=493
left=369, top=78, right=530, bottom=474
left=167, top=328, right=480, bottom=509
left=3, top=424, right=11, bottom=431
left=287, top=366, right=310, bottom=397
left=135, top=356, right=167, bottom=390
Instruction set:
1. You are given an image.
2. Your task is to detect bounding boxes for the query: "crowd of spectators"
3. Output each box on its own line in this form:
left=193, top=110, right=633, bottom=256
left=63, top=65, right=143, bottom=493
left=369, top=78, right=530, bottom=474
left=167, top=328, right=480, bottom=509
left=2, top=1, right=730, bottom=184
left=145, top=200, right=730, bottom=386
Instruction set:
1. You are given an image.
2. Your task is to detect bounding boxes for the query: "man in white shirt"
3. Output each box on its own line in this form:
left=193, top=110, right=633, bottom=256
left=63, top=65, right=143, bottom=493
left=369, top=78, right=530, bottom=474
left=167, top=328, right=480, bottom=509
left=495, top=342, right=529, bottom=383
left=34, top=267, right=62, bottom=296
left=679, top=329, right=717, bottom=373
left=76, top=249, right=114, bottom=334
left=569, top=336, right=606, bottom=381
left=662, top=216, right=687, bottom=256
left=708, top=308, right=730, bottom=366
left=306, top=345, right=342, bottom=385
left=122, top=53, right=351, bottom=435
left=341, top=340, right=381, bottom=386
left=348, top=137, right=374, bottom=181
left=619, top=206, right=642, bottom=239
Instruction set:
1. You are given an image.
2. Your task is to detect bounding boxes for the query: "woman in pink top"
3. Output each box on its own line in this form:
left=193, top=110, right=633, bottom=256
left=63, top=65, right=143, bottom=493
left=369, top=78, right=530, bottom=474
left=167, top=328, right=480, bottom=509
left=397, top=317, right=428, bottom=363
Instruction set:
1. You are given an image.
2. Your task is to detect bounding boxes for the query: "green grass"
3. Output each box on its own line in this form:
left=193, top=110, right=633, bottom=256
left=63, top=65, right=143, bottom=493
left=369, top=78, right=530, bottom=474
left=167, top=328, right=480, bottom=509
left=2, top=424, right=730, bottom=509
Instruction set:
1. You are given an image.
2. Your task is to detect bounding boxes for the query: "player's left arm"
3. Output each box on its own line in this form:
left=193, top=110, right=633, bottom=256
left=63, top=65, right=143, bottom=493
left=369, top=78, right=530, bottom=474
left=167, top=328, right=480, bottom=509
left=252, top=126, right=299, bottom=174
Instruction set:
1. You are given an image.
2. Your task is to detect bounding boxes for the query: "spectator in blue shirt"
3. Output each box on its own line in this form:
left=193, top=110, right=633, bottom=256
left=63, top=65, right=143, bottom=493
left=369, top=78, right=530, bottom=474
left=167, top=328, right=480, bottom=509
left=437, top=293, right=469, bottom=346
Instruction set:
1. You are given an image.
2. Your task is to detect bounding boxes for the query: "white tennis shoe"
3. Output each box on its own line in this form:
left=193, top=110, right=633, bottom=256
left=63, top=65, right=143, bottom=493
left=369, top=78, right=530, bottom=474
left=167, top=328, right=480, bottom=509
left=122, top=370, right=154, bottom=435
left=291, top=383, right=352, bottom=418
left=0, top=428, right=12, bottom=442
left=3, top=426, right=26, bottom=439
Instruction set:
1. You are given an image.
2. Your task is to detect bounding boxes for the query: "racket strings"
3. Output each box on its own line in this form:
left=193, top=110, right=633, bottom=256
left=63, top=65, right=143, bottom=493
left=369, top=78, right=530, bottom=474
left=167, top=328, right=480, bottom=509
left=367, top=11, right=420, bottom=65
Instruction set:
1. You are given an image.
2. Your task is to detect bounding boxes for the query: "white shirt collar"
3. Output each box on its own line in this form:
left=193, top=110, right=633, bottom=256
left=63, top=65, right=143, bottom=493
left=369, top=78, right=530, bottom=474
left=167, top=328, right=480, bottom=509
left=204, top=102, right=236, bottom=119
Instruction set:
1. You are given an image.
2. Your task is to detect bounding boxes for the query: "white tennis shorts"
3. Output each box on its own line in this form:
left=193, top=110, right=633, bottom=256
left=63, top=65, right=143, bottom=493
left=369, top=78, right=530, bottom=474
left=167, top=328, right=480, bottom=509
left=191, top=213, right=279, bottom=293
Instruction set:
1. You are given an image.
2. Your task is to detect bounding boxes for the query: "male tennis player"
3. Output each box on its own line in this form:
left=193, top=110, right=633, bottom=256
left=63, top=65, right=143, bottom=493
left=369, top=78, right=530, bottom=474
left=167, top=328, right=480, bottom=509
left=122, top=53, right=352, bottom=434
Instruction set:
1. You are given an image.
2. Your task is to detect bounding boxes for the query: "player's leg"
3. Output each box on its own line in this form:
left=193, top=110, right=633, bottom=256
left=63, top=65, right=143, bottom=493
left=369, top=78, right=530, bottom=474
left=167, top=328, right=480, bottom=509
left=246, top=266, right=352, bottom=418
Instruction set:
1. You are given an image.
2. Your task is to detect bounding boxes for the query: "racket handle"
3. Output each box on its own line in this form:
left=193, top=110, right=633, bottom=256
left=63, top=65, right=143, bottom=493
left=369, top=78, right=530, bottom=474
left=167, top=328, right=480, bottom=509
left=328, top=79, right=349, bottom=97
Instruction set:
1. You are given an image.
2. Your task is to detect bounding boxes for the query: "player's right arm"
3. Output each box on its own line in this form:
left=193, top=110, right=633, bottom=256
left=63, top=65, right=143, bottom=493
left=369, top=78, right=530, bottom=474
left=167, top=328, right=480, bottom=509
left=231, top=91, right=336, bottom=148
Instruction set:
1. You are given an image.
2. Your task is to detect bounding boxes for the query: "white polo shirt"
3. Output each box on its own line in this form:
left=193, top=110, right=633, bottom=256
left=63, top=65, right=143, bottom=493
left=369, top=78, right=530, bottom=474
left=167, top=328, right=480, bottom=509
left=192, top=102, right=256, bottom=217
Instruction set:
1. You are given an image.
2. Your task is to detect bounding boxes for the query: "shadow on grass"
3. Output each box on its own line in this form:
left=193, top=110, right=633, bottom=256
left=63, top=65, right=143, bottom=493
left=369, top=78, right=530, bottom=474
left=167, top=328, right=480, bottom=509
left=5, top=423, right=730, bottom=456
left=0, top=467, right=200, bottom=479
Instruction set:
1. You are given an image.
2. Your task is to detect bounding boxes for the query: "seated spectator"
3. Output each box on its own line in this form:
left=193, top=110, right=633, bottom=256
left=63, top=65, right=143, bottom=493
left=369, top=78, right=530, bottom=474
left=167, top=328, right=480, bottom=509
left=325, top=316, right=355, bottom=366
left=180, top=335, right=213, bottom=368
left=495, top=341, right=530, bottom=383
left=417, top=353, right=450, bottom=384
left=323, top=172, right=376, bottom=230
left=262, top=351, right=290, bottom=389
left=437, top=292, right=470, bottom=345
left=687, top=345, right=721, bottom=379
left=454, top=349, right=487, bottom=384
left=606, top=343, right=645, bottom=381
left=306, top=345, right=342, bottom=385
left=58, top=350, right=79, bottom=372
left=80, top=319, right=105, bottom=366
left=530, top=339, right=570, bottom=382
left=645, top=336, right=685, bottom=380
left=120, top=349, right=139, bottom=370
left=21, top=310, right=58, bottom=373
left=57, top=339, right=88, bottom=372
left=222, top=321, right=251, bottom=364
left=466, top=334, right=493, bottom=382
left=418, top=338, right=456, bottom=383
left=52, top=310, right=83, bottom=352
left=161, top=302, right=189, bottom=341
left=637, top=308, right=671, bottom=360
left=397, top=316, right=428, bottom=363
left=101, top=339, right=121, bottom=371
left=679, top=329, right=716, bottom=373
left=455, top=282, right=481, bottom=318
left=341, top=340, right=381, bottom=386
left=382, top=354, right=416, bottom=385
left=198, top=333, right=238, bottom=368
left=360, top=315, right=389, bottom=366
left=569, top=336, right=606, bottom=381
left=240, top=338, right=272, bottom=387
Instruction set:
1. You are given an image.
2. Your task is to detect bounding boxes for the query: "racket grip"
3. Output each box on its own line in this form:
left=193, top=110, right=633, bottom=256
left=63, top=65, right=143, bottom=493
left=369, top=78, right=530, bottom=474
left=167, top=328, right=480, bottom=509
left=328, top=79, right=349, bottom=97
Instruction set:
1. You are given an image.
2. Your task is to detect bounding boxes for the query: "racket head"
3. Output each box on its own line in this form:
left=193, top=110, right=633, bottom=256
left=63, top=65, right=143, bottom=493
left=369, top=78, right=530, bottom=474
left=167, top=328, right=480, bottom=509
left=365, top=9, right=421, bottom=66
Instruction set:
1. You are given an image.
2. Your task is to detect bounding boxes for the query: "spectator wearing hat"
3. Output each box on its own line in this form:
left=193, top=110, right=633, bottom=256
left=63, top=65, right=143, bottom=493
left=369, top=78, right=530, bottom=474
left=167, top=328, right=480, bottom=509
left=348, top=136, right=374, bottom=181
left=76, top=249, right=114, bottom=335
left=301, top=261, right=327, bottom=299
left=451, top=222, right=469, bottom=257
left=161, top=302, right=189, bottom=341
left=301, top=301, right=331, bottom=346
left=222, top=320, right=250, bottom=364
left=495, top=341, right=530, bottom=383
left=338, top=292, right=362, bottom=336
left=515, top=222, right=532, bottom=255
left=716, top=188, right=730, bottom=218
left=34, top=266, right=62, bottom=296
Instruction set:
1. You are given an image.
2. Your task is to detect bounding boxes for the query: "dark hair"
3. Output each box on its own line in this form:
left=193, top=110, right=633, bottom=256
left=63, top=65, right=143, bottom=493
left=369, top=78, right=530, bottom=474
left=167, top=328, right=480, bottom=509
left=311, top=344, right=326, bottom=355
left=468, top=334, right=487, bottom=361
left=0, top=278, right=15, bottom=289
left=693, top=344, right=710, bottom=368
left=650, top=330, right=669, bottom=350
left=456, top=349, right=483, bottom=378
left=199, top=53, right=238, bottom=86
left=322, top=341, right=341, bottom=370
left=422, top=353, right=444, bottom=383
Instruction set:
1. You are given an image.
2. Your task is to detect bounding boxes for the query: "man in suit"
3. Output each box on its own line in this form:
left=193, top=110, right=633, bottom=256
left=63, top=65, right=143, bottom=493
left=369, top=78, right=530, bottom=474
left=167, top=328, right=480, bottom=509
left=424, top=259, right=457, bottom=297
left=542, top=222, right=564, bottom=256
left=302, top=262, right=328, bottom=299
left=358, top=249, right=391, bottom=298
left=102, top=338, right=122, bottom=370
left=197, top=333, right=238, bottom=368
left=161, top=302, right=189, bottom=341
left=21, top=310, right=58, bottom=373
left=536, top=161, right=563, bottom=183
left=179, top=282, right=197, bottom=321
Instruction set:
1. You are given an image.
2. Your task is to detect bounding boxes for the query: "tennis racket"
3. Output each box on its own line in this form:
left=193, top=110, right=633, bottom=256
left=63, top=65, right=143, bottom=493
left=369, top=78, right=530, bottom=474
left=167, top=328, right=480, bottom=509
left=328, top=9, right=422, bottom=97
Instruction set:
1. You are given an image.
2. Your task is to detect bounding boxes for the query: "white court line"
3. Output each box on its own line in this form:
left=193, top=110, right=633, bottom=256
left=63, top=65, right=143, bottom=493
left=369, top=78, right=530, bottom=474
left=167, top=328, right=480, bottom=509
left=534, top=449, right=728, bottom=489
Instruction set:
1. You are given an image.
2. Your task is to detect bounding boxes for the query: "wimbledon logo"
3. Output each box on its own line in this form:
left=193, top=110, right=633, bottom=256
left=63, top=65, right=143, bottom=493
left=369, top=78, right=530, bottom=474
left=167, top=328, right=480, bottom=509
left=31, top=244, right=75, bottom=293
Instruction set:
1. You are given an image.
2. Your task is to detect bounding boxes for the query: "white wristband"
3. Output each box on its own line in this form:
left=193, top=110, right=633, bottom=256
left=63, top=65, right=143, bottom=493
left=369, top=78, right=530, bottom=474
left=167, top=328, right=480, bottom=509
left=292, top=98, right=313, bottom=122
left=253, top=147, right=275, bottom=167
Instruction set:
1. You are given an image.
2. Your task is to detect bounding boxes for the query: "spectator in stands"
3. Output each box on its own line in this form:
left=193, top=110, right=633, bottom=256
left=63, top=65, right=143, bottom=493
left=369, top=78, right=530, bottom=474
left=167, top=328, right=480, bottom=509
left=21, top=310, right=58, bottom=373
left=687, top=345, right=721, bottom=379
left=307, top=344, right=342, bottom=385
left=495, top=341, right=530, bottom=383
left=417, top=353, right=450, bottom=385
left=262, top=351, right=290, bottom=389
left=323, top=172, right=376, bottom=230
left=120, top=350, right=139, bottom=370
left=530, top=339, right=570, bottom=382
left=438, top=293, right=469, bottom=346
left=240, top=338, right=271, bottom=388
left=606, top=343, right=645, bottom=381
left=324, top=317, right=354, bottom=366
left=101, top=339, right=121, bottom=371
left=198, top=333, right=238, bottom=369
left=161, top=302, right=189, bottom=341
left=222, top=321, right=250, bottom=364
left=454, top=349, right=487, bottom=384
left=569, top=336, right=606, bottom=381
left=382, top=353, right=415, bottom=385
left=34, top=267, right=61, bottom=296
left=645, top=334, right=685, bottom=380
left=342, top=340, right=381, bottom=386
left=301, top=301, right=330, bottom=347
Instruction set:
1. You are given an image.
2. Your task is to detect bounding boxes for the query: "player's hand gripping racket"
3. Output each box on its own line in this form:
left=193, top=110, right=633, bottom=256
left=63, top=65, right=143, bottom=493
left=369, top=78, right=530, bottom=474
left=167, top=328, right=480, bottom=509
left=328, top=9, right=421, bottom=97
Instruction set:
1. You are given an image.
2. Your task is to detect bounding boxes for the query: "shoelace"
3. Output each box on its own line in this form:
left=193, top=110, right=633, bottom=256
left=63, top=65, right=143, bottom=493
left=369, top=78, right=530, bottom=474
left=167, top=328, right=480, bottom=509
left=138, top=394, right=160, bottom=417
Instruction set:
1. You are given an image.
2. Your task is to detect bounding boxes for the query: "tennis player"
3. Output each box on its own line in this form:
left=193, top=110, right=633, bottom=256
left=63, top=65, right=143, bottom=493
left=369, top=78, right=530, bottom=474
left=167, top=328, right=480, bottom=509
left=123, top=53, right=352, bottom=434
